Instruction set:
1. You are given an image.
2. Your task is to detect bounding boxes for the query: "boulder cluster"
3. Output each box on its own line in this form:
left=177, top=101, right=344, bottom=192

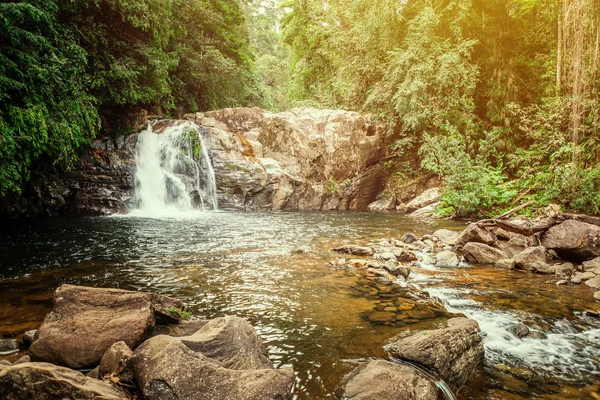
left=0, top=284, right=294, bottom=400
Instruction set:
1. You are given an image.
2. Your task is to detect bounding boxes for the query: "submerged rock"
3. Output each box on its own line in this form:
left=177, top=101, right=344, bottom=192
left=337, top=360, right=438, bottom=400
left=0, top=362, right=127, bottom=399
left=30, top=284, right=185, bottom=369
left=541, top=220, right=600, bottom=261
left=385, top=317, right=484, bottom=391
left=463, top=243, right=508, bottom=264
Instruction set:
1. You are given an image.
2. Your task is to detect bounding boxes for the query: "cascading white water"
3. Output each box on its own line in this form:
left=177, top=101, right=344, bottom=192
left=132, top=121, right=218, bottom=216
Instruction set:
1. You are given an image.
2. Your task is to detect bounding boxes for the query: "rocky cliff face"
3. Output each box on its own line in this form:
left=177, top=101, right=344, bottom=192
left=2, top=107, right=432, bottom=217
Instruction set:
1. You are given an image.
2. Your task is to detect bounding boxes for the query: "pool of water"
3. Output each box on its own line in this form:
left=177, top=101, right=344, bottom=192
left=0, top=211, right=598, bottom=399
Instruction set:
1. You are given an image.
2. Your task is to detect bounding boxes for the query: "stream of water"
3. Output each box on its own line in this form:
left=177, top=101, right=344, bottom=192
left=0, top=212, right=598, bottom=399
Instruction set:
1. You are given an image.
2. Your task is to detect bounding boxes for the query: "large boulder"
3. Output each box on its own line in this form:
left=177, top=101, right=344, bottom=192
left=131, top=335, right=294, bottom=400
left=384, top=318, right=484, bottom=391
left=455, top=224, right=496, bottom=248
left=463, top=243, right=508, bottom=264
left=0, top=362, right=126, bottom=399
left=337, top=360, right=438, bottom=400
left=513, top=246, right=547, bottom=270
left=541, top=220, right=600, bottom=261
left=30, top=285, right=185, bottom=369
left=367, top=195, right=397, bottom=211
left=405, top=188, right=440, bottom=213
left=179, top=317, right=272, bottom=370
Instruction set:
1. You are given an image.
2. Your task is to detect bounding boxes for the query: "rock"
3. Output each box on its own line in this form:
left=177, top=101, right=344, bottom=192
left=132, top=335, right=294, bottom=400
left=87, top=366, right=99, bottom=379
left=554, top=263, right=575, bottom=278
left=13, top=356, right=30, bottom=365
left=374, top=252, right=396, bottom=262
left=583, top=257, right=600, bottom=272
left=383, top=264, right=411, bottom=279
left=337, top=360, right=438, bottom=400
left=508, top=323, right=530, bottom=338
left=99, top=341, right=134, bottom=383
left=513, top=246, right=547, bottom=270
left=408, top=202, right=440, bottom=218
left=393, top=248, right=418, bottom=262
left=30, top=284, right=185, bottom=369
left=367, top=196, right=396, bottom=211
left=405, top=188, right=441, bottom=213
left=179, top=317, right=273, bottom=370
left=463, top=243, right=508, bottom=265
left=594, top=292, right=600, bottom=301
left=529, top=331, right=548, bottom=339
left=0, top=339, right=18, bottom=355
left=151, top=319, right=210, bottom=338
left=0, top=360, right=11, bottom=366
left=332, top=245, right=374, bottom=256
left=495, top=259, right=516, bottom=269
left=436, top=250, right=460, bottom=268
left=531, top=261, right=555, bottom=274
left=433, top=229, right=460, bottom=245
left=556, top=280, right=568, bottom=286
left=385, top=318, right=484, bottom=391
left=542, top=220, right=600, bottom=261
left=0, top=362, right=126, bottom=399
left=400, top=233, right=418, bottom=244
left=22, top=330, right=36, bottom=347
left=367, top=311, right=396, bottom=323
left=423, top=239, right=436, bottom=248
left=571, top=272, right=597, bottom=284
left=584, top=276, right=600, bottom=289
left=455, top=224, right=496, bottom=248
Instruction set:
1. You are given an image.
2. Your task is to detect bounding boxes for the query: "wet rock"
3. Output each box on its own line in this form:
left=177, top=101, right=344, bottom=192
left=0, top=360, right=11, bottom=366
left=583, top=257, right=600, bottom=273
left=337, top=360, right=438, bottom=400
left=455, top=224, right=496, bottom=248
left=556, top=280, right=568, bottom=286
left=179, top=317, right=273, bottom=370
left=132, top=334, right=294, bottom=400
left=423, top=239, right=436, bottom=248
left=30, top=284, right=185, bottom=369
left=400, top=233, right=418, bottom=244
left=0, top=362, right=126, bottom=399
left=393, top=248, right=418, bottom=262
left=436, top=250, right=460, bottom=268
left=528, top=330, right=548, bottom=339
left=495, top=259, right=516, bottom=270
left=463, top=243, right=508, bottom=265
left=554, top=263, right=575, bottom=278
left=584, top=276, right=600, bottom=289
left=433, top=229, right=460, bottom=246
left=22, top=330, right=36, bottom=347
left=99, top=341, right=134, bottom=383
left=571, top=272, right=596, bottom=284
left=405, top=187, right=440, bottom=213
left=531, top=261, right=555, bottom=274
left=508, top=323, right=530, bottom=338
left=374, top=252, right=396, bottom=262
left=383, top=264, right=411, bottom=279
left=332, top=245, right=374, bottom=256
left=541, top=220, right=600, bottom=261
left=0, top=339, right=18, bottom=354
left=513, top=246, right=547, bottom=270
left=13, top=356, right=30, bottom=365
left=385, top=317, right=484, bottom=391
left=367, top=311, right=396, bottom=323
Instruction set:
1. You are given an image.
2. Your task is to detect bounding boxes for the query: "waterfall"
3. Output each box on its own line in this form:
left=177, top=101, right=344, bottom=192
left=132, top=121, right=218, bottom=216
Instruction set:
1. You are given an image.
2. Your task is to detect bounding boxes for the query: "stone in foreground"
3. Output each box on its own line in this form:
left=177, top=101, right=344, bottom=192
left=99, top=341, right=135, bottom=383
left=0, top=362, right=126, bottom=400
left=132, top=335, right=294, bottom=400
left=30, top=284, right=184, bottom=368
left=337, top=360, right=438, bottom=400
left=385, top=317, right=484, bottom=391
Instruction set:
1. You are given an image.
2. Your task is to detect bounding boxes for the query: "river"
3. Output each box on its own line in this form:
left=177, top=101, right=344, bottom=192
left=0, top=211, right=598, bottom=399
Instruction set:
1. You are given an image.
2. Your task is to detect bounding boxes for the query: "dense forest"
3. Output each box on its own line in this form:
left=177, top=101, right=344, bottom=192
left=1, top=0, right=599, bottom=217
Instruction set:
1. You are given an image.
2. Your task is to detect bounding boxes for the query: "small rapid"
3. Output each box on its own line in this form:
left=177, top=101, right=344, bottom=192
left=132, top=121, right=218, bottom=216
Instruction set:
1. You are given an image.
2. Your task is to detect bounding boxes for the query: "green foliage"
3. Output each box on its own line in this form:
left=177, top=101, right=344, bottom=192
left=0, top=1, right=99, bottom=195
left=167, top=306, right=192, bottom=321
